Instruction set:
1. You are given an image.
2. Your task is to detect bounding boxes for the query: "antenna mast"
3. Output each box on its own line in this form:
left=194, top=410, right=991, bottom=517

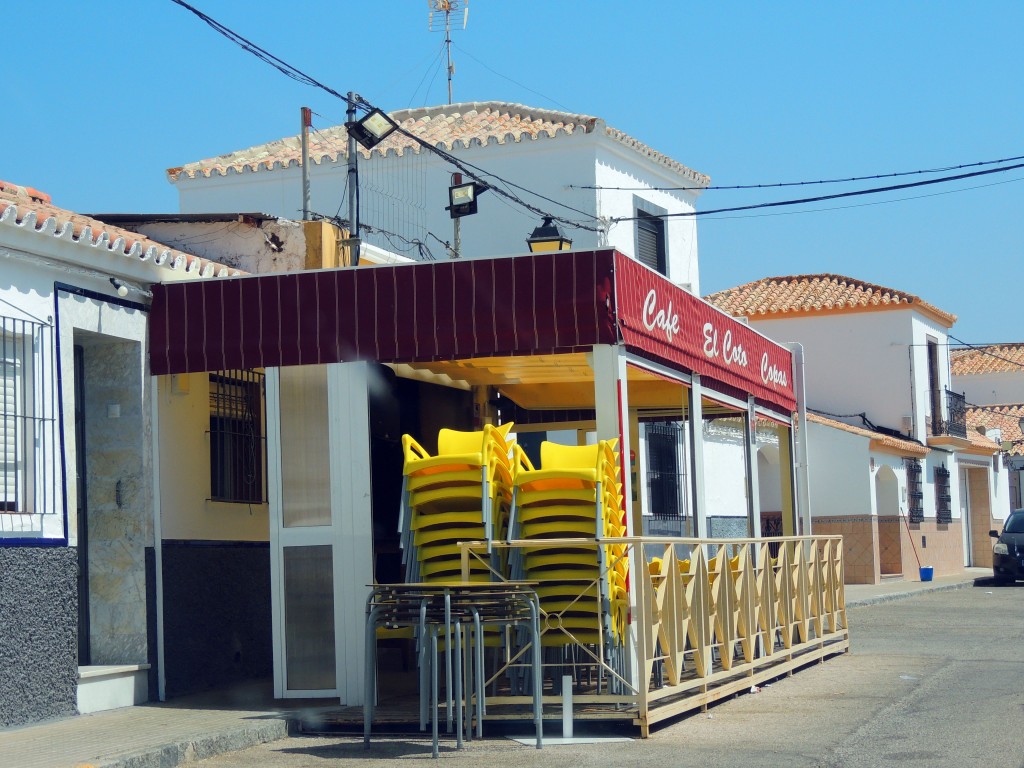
left=428, top=0, right=469, bottom=105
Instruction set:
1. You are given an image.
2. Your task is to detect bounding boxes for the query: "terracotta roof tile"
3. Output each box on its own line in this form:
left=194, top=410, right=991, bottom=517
left=0, top=181, right=238, bottom=279
left=950, top=344, right=1024, bottom=375
left=167, top=101, right=709, bottom=186
left=705, top=274, right=957, bottom=327
left=967, top=404, right=1024, bottom=456
left=807, top=412, right=929, bottom=456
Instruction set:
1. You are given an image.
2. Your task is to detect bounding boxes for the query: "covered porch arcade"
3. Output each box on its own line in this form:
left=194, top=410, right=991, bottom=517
left=149, top=249, right=845, bottom=733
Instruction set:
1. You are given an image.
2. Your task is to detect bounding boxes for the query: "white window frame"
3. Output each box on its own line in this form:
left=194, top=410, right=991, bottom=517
left=0, top=316, right=58, bottom=536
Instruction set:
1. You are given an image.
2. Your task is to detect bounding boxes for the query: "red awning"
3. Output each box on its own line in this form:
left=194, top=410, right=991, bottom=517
left=149, top=249, right=796, bottom=414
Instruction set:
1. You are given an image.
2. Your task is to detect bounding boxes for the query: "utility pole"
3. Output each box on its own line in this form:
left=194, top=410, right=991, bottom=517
left=451, top=173, right=462, bottom=259
left=300, top=106, right=311, bottom=221
left=346, top=92, right=360, bottom=265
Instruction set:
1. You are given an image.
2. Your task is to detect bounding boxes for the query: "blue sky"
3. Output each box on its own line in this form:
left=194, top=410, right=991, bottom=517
left=4, top=1, right=1021, bottom=344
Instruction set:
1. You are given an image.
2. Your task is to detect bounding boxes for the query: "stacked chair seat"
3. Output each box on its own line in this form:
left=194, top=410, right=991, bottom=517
left=399, top=423, right=515, bottom=584
left=508, top=439, right=629, bottom=686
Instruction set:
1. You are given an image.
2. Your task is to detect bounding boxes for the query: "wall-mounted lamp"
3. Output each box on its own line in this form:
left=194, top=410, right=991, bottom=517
left=345, top=108, right=396, bottom=150
left=526, top=216, right=573, bottom=252
left=109, top=278, right=129, bottom=298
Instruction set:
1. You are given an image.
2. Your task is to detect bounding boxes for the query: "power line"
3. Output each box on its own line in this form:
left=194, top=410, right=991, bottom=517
left=452, top=42, right=575, bottom=113
left=697, top=175, right=1024, bottom=222
left=571, top=152, right=1024, bottom=193
left=169, top=0, right=350, bottom=102
left=611, top=162, right=1024, bottom=221
left=949, top=335, right=1024, bottom=370
left=308, top=210, right=439, bottom=261
left=170, top=0, right=602, bottom=235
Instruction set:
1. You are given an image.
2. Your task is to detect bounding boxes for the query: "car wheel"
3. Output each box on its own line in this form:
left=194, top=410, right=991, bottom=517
left=993, top=572, right=1012, bottom=585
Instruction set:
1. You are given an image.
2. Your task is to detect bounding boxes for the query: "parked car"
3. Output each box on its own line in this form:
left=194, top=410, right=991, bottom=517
left=990, top=509, right=1024, bottom=583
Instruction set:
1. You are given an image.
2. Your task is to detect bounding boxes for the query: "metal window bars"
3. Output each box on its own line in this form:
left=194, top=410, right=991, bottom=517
left=209, top=370, right=266, bottom=504
left=0, top=316, right=57, bottom=527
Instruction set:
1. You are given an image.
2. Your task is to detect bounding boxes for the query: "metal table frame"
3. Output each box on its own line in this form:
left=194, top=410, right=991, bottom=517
left=364, top=582, right=543, bottom=757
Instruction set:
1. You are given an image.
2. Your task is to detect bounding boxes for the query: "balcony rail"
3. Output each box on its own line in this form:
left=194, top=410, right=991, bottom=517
left=458, top=534, right=847, bottom=735
left=930, top=388, right=967, bottom=439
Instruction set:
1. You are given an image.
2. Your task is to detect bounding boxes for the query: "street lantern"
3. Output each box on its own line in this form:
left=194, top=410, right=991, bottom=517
left=526, top=216, right=572, bottom=252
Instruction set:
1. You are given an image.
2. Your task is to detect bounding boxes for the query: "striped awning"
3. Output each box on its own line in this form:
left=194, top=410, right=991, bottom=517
left=149, top=249, right=796, bottom=414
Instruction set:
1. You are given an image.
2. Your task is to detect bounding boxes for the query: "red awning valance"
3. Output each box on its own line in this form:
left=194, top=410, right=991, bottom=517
left=149, top=249, right=796, bottom=414
left=612, top=253, right=795, bottom=412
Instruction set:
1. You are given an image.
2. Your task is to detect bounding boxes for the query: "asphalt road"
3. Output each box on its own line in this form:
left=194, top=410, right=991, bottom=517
left=195, top=582, right=1024, bottom=767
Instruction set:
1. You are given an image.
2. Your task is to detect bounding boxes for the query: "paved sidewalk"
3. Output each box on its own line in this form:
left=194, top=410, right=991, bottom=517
left=0, top=568, right=992, bottom=768
left=0, top=695, right=299, bottom=768
left=845, top=566, right=990, bottom=606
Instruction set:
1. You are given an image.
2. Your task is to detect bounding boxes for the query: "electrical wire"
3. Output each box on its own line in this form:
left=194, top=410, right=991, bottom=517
left=610, top=162, right=1024, bottom=221
left=308, top=210, right=439, bottom=262
left=170, top=1, right=1021, bottom=234
left=572, top=152, right=1024, bottom=192
left=452, top=42, right=575, bottom=113
left=697, top=175, right=1024, bottom=221
left=169, top=0, right=351, bottom=102
left=171, top=0, right=603, bottom=235
left=949, top=335, right=1024, bottom=370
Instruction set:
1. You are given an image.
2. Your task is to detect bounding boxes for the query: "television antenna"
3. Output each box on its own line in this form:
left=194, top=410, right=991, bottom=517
left=428, top=0, right=469, bottom=104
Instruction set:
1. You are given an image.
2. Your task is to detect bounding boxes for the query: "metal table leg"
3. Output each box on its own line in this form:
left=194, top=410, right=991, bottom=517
left=454, top=620, right=464, bottom=749
left=431, top=625, right=440, bottom=759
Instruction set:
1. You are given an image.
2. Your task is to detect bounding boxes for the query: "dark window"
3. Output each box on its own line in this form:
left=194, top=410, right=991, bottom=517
left=646, top=421, right=683, bottom=517
left=210, top=370, right=266, bottom=504
left=934, top=465, right=952, bottom=524
left=636, top=210, right=666, bottom=275
left=927, top=339, right=942, bottom=436
left=906, top=458, right=924, bottom=523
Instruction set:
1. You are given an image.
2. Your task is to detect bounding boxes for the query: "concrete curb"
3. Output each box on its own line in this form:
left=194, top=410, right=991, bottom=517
left=95, top=718, right=290, bottom=768
left=846, top=577, right=988, bottom=608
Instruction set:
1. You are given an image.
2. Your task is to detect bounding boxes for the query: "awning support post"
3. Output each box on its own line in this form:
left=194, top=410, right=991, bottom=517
left=687, top=375, right=708, bottom=539
left=744, top=394, right=762, bottom=539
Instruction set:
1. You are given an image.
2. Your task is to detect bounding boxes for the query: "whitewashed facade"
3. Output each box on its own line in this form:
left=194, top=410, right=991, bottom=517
left=705, top=278, right=1009, bottom=583
left=168, top=102, right=707, bottom=294
left=0, top=188, right=233, bottom=726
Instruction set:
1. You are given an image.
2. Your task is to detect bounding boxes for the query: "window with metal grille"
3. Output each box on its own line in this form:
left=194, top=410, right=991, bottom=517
left=934, top=465, right=952, bottom=524
left=209, top=370, right=266, bottom=504
left=1, top=316, right=58, bottom=530
left=636, top=210, right=666, bottom=275
left=905, top=458, right=924, bottom=523
left=646, top=421, right=684, bottom=518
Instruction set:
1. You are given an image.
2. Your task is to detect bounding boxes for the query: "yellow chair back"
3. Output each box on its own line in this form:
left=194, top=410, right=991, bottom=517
left=437, top=423, right=513, bottom=455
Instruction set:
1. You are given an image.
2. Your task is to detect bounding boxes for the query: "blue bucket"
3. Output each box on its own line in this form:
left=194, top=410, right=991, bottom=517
left=919, top=566, right=934, bottom=582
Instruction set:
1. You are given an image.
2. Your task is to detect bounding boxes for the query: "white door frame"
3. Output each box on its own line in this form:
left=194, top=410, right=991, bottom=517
left=266, top=362, right=374, bottom=702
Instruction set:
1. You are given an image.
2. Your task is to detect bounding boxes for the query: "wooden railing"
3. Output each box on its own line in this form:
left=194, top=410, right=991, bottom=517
left=459, top=535, right=848, bottom=735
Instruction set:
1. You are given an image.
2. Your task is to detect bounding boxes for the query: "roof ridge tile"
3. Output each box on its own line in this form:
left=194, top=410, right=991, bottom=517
left=167, top=100, right=710, bottom=187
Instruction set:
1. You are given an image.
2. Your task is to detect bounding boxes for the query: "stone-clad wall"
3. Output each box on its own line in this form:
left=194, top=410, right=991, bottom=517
left=81, top=339, right=149, bottom=665
left=0, top=546, right=78, bottom=727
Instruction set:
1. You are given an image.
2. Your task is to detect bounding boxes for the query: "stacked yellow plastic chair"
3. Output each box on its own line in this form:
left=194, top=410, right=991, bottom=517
left=508, top=439, right=629, bottom=692
left=399, top=423, right=515, bottom=584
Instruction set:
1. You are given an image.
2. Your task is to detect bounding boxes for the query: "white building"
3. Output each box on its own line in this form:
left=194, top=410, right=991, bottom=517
left=0, top=180, right=396, bottom=725
left=952, top=344, right=1024, bottom=512
left=0, top=181, right=236, bottom=726
left=167, top=100, right=735, bottom=542
left=706, top=274, right=1009, bottom=583
left=167, top=101, right=708, bottom=293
